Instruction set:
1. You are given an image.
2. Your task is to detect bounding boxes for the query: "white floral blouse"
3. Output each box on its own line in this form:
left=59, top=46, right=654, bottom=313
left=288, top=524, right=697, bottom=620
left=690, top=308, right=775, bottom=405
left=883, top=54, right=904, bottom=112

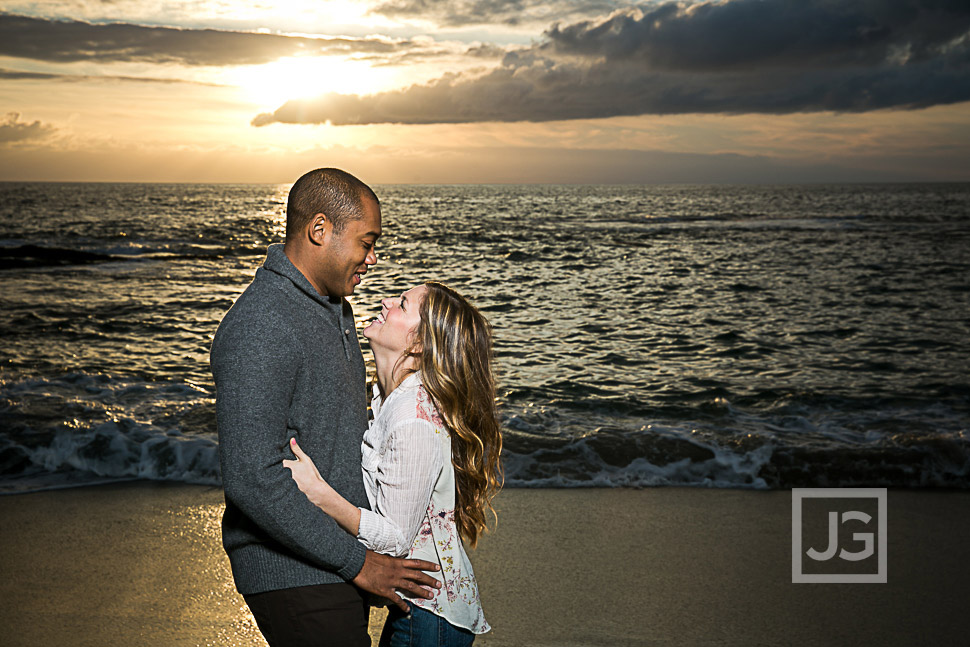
left=356, top=371, right=490, bottom=634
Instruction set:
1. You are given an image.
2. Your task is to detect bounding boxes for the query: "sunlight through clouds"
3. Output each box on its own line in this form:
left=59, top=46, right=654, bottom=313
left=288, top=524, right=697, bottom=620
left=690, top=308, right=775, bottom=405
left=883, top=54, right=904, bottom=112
left=225, top=56, right=394, bottom=106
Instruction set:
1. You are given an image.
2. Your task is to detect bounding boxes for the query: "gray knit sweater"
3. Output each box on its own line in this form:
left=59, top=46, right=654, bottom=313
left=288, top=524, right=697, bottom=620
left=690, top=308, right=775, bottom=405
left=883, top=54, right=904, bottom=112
left=211, top=244, right=368, bottom=595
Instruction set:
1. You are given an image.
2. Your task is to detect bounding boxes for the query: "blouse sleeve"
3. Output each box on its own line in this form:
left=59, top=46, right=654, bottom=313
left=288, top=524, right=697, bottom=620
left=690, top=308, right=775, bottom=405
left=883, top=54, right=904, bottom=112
left=356, top=418, right=444, bottom=556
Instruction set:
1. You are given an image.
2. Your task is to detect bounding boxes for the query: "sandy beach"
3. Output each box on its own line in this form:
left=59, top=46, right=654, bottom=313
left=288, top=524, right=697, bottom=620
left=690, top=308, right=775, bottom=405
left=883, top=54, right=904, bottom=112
left=1, top=484, right=968, bottom=646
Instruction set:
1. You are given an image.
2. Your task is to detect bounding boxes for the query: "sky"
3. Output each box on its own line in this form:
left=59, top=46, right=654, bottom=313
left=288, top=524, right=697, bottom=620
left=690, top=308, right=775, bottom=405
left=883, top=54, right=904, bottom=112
left=1, top=0, right=969, bottom=183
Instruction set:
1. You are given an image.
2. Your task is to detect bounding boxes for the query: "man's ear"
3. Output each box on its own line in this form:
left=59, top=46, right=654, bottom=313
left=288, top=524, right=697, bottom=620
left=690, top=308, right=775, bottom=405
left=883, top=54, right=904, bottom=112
left=308, top=213, right=332, bottom=246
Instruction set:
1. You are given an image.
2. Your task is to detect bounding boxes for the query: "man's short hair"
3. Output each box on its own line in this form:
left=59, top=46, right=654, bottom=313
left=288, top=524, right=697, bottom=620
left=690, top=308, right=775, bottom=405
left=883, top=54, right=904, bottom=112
left=285, top=168, right=379, bottom=241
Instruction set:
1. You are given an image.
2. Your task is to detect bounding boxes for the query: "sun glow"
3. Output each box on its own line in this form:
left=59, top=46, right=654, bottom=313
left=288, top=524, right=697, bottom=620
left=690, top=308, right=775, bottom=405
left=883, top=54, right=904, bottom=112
left=230, top=56, right=387, bottom=106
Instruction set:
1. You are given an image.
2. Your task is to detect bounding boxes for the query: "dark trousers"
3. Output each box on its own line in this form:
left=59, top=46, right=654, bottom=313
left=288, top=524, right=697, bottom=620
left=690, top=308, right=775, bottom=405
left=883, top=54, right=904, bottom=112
left=244, top=582, right=370, bottom=647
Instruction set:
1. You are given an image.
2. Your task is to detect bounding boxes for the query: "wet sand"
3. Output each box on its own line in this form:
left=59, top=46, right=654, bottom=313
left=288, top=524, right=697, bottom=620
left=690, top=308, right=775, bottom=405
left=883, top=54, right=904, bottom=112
left=1, top=484, right=968, bottom=646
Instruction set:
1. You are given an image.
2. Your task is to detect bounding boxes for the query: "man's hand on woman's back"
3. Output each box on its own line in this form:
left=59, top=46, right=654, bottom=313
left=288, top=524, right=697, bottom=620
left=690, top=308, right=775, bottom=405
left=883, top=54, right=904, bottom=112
left=352, top=550, right=441, bottom=613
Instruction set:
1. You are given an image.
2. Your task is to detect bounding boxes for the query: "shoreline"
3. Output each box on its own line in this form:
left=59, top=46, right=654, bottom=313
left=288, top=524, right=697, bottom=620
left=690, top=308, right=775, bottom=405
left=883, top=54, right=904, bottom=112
left=1, top=483, right=968, bottom=646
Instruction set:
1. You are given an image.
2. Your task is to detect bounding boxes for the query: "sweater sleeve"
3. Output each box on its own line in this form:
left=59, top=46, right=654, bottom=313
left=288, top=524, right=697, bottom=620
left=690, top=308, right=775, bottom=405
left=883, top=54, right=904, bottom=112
left=356, top=419, right=444, bottom=557
left=212, top=313, right=366, bottom=581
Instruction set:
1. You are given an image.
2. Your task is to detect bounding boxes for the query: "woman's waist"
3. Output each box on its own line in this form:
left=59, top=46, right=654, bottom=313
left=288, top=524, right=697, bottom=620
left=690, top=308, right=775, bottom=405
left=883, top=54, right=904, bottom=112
left=407, top=531, right=475, bottom=580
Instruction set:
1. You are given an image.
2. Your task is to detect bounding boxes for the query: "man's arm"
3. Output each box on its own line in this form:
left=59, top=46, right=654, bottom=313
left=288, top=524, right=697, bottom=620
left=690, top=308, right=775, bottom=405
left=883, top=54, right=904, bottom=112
left=212, top=314, right=441, bottom=606
left=212, top=315, right=365, bottom=579
left=284, top=438, right=364, bottom=538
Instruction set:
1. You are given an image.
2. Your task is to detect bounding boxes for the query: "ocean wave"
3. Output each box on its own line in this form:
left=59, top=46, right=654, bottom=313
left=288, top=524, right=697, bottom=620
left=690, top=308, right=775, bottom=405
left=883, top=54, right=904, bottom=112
left=7, top=422, right=964, bottom=494
left=0, top=242, right=263, bottom=270
left=1, top=418, right=967, bottom=495
left=2, top=370, right=968, bottom=494
left=499, top=397, right=970, bottom=489
left=0, top=423, right=220, bottom=494
left=0, top=244, right=119, bottom=270
left=501, top=430, right=970, bottom=489
left=503, top=432, right=773, bottom=489
left=0, top=372, right=219, bottom=494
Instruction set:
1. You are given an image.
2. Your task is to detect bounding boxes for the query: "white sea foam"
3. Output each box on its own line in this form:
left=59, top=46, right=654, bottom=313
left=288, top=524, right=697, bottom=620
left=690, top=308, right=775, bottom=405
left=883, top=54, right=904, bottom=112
left=0, top=424, right=220, bottom=495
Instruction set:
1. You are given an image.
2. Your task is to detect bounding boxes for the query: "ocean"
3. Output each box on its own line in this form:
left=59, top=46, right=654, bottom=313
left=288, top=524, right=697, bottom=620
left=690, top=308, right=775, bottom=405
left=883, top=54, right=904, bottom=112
left=1, top=182, right=968, bottom=493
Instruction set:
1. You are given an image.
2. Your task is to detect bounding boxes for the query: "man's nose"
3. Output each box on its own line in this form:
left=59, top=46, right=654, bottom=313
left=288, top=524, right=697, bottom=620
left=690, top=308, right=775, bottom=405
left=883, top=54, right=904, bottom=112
left=366, top=249, right=378, bottom=265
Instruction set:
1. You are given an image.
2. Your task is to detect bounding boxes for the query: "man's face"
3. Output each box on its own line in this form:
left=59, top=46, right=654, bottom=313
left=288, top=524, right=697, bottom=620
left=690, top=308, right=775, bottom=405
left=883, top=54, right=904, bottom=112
left=317, top=198, right=381, bottom=297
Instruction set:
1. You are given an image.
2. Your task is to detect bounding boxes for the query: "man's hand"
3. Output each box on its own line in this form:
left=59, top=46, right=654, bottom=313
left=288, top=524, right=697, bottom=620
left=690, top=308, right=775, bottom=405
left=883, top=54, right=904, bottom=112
left=352, top=550, right=441, bottom=613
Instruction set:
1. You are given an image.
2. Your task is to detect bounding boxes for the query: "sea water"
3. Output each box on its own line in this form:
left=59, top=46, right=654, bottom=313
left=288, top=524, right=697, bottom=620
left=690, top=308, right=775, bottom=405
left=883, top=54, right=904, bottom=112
left=1, top=182, right=968, bottom=492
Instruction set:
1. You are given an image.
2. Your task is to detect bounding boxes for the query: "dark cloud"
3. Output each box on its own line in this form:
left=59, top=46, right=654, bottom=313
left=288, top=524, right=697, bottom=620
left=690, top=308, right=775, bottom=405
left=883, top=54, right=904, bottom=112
left=464, top=43, right=514, bottom=58
left=545, top=0, right=970, bottom=70
left=372, top=0, right=620, bottom=27
left=254, top=0, right=970, bottom=126
left=359, top=42, right=514, bottom=67
left=0, top=69, right=55, bottom=81
left=0, top=13, right=416, bottom=66
left=0, top=112, right=57, bottom=144
left=0, top=67, right=223, bottom=85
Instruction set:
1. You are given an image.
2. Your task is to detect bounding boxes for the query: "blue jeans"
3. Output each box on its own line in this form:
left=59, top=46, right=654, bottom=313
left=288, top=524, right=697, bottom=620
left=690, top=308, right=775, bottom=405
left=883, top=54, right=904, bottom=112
left=379, top=606, right=475, bottom=647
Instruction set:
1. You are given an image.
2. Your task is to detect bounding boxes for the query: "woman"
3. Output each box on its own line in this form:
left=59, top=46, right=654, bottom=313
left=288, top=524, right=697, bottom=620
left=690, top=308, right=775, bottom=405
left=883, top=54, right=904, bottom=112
left=284, top=281, right=503, bottom=646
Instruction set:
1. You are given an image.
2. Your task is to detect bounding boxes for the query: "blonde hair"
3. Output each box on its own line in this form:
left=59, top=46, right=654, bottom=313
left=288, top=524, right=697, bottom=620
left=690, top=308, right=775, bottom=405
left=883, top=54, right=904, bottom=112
left=405, top=282, right=503, bottom=548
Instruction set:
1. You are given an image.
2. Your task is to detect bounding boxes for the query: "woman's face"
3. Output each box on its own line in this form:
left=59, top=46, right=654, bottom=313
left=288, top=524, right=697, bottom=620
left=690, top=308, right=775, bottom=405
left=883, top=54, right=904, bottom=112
left=363, top=285, right=427, bottom=354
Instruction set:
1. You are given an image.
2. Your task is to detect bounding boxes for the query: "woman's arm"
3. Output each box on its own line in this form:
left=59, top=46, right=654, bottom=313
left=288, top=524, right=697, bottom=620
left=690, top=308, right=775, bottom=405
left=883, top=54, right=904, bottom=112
left=358, top=419, right=444, bottom=556
left=284, top=421, right=444, bottom=556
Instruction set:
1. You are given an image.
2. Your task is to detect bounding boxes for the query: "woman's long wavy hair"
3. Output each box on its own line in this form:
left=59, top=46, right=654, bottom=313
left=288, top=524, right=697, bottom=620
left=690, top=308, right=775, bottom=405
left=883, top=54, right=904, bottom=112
left=404, top=281, right=503, bottom=548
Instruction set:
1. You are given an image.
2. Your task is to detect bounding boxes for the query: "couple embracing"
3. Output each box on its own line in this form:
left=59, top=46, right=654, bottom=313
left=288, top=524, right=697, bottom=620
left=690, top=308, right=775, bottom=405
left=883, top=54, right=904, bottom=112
left=211, top=168, right=502, bottom=647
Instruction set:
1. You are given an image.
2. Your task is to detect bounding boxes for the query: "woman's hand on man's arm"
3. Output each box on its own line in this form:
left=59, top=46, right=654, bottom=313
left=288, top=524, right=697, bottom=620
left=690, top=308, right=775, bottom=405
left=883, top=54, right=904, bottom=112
left=283, top=438, right=362, bottom=536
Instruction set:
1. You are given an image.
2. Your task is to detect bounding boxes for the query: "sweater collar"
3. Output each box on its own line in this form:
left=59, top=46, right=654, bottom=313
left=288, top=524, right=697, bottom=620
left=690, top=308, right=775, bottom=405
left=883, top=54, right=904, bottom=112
left=261, top=243, right=343, bottom=310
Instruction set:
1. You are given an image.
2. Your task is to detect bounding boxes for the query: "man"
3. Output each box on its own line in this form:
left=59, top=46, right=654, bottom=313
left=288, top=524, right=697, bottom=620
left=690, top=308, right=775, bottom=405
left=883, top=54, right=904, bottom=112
left=211, top=168, right=439, bottom=647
